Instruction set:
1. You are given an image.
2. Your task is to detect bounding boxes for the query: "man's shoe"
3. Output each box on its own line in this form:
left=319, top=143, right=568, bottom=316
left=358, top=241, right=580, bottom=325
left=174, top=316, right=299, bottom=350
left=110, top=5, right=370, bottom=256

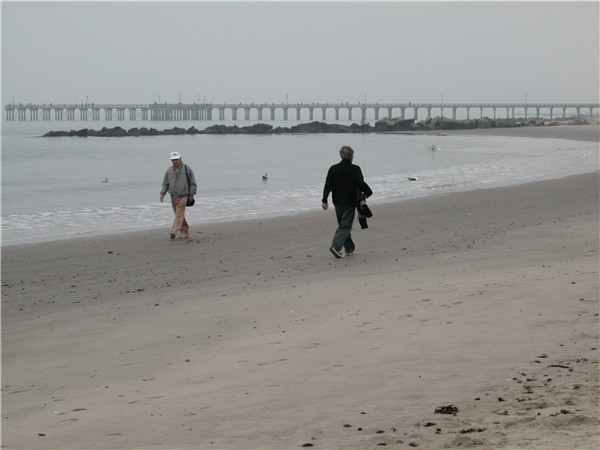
left=170, top=232, right=176, bottom=240
left=329, top=246, right=344, bottom=259
left=179, top=234, right=190, bottom=239
left=345, top=251, right=354, bottom=256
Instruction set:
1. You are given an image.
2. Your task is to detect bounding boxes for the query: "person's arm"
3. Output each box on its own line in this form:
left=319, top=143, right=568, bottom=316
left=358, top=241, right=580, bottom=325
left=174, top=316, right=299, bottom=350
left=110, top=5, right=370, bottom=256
left=160, top=170, right=169, bottom=202
left=356, top=166, right=372, bottom=198
left=187, top=166, right=197, bottom=197
left=361, top=181, right=373, bottom=199
left=322, top=169, right=332, bottom=210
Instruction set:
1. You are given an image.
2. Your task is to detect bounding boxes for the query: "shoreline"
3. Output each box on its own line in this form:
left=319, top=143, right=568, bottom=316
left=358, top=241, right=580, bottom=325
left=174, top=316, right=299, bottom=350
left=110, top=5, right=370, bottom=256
left=3, top=123, right=598, bottom=249
left=3, top=168, right=600, bottom=251
left=3, top=170, right=598, bottom=250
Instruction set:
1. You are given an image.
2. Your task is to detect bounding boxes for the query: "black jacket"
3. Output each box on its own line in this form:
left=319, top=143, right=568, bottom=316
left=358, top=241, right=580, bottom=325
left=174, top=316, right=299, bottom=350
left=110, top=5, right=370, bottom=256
left=322, top=160, right=372, bottom=206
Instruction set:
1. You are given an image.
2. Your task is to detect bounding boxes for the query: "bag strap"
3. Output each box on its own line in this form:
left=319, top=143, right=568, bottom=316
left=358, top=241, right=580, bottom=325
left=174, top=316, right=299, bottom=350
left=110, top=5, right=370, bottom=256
left=184, top=164, right=191, bottom=196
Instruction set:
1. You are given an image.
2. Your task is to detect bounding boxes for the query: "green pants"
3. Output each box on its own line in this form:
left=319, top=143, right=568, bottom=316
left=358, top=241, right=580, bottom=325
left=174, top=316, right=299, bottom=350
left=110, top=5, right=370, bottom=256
left=332, top=205, right=355, bottom=253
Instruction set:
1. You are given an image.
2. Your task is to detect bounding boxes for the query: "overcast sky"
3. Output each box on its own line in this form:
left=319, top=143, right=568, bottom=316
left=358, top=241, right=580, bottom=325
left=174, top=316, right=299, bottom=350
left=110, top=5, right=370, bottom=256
left=2, top=1, right=598, bottom=106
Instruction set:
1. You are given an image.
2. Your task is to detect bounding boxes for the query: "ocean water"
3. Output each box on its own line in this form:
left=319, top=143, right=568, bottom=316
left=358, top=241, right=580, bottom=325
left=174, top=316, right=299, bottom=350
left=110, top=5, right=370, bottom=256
left=1, top=120, right=597, bottom=246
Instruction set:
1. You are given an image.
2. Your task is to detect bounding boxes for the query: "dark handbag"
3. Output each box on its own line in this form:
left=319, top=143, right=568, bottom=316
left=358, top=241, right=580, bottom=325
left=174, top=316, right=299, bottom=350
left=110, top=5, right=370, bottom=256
left=359, top=198, right=372, bottom=218
left=356, top=188, right=372, bottom=230
left=184, top=165, right=195, bottom=207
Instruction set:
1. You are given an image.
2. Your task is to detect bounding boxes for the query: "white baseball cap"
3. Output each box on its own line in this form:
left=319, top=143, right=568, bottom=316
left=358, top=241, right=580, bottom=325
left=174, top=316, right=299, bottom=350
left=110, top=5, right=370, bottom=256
left=170, top=151, right=181, bottom=160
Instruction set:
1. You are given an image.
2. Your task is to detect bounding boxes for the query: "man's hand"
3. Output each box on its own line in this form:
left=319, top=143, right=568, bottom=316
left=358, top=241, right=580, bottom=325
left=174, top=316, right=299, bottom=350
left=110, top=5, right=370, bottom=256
left=160, top=194, right=165, bottom=203
left=321, top=202, right=329, bottom=210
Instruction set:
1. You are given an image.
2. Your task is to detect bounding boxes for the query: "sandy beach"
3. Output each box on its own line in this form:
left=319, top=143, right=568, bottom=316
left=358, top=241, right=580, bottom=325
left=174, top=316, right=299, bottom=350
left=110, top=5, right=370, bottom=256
left=444, top=123, right=600, bottom=142
left=2, top=125, right=599, bottom=449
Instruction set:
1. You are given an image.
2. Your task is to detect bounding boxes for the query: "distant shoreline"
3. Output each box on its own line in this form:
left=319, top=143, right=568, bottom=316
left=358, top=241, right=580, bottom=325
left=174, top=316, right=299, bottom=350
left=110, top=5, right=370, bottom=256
left=442, top=123, right=599, bottom=142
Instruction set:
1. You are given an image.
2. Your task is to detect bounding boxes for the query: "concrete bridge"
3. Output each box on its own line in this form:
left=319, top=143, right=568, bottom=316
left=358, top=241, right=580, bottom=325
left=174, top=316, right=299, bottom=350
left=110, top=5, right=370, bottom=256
left=4, top=102, right=599, bottom=122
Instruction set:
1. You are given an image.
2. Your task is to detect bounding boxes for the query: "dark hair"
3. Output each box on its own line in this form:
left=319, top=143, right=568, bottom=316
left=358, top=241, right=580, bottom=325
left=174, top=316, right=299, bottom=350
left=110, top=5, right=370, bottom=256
left=339, top=145, right=354, bottom=161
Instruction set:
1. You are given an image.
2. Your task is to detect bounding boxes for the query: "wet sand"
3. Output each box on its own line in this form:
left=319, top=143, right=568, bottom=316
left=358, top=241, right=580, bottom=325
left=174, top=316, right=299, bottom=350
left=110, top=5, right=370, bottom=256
left=2, top=125, right=598, bottom=449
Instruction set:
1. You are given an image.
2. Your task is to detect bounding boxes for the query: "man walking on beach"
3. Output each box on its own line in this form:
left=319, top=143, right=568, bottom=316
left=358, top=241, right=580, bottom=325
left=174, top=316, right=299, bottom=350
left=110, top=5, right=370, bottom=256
left=160, top=151, right=197, bottom=240
left=322, top=145, right=372, bottom=258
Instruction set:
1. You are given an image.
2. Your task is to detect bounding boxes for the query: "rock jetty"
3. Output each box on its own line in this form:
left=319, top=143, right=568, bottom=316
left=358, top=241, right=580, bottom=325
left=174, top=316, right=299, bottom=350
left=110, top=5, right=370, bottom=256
left=42, top=116, right=588, bottom=137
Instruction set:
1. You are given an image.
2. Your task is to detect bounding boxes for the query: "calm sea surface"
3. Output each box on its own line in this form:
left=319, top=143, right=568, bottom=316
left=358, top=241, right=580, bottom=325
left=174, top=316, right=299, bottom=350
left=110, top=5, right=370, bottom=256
left=1, top=119, right=597, bottom=246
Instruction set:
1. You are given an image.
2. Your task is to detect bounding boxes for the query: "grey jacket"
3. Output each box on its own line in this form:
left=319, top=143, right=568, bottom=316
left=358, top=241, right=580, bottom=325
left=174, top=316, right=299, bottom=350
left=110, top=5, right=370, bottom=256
left=161, top=164, right=197, bottom=198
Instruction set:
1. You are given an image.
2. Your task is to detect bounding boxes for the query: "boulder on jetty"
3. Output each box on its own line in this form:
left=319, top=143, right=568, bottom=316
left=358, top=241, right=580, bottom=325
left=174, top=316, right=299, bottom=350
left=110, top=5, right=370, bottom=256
left=161, top=127, right=186, bottom=135
left=272, top=121, right=354, bottom=134
left=241, top=123, right=273, bottom=134
left=43, top=130, right=71, bottom=137
left=185, top=126, right=200, bottom=134
left=87, top=126, right=128, bottom=137
left=287, top=121, right=355, bottom=133
left=417, top=116, right=496, bottom=130
left=373, top=117, right=415, bottom=131
left=201, top=124, right=243, bottom=134
left=201, top=123, right=273, bottom=134
left=44, top=126, right=127, bottom=137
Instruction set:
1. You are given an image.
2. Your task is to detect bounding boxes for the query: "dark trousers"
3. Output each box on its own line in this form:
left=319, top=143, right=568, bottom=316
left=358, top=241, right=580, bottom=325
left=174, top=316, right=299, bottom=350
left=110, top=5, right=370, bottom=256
left=332, top=205, right=355, bottom=253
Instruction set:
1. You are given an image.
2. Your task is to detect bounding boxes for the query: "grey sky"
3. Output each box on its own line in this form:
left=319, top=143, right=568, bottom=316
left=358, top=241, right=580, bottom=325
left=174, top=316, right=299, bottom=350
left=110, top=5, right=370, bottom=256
left=2, top=1, right=598, bottom=106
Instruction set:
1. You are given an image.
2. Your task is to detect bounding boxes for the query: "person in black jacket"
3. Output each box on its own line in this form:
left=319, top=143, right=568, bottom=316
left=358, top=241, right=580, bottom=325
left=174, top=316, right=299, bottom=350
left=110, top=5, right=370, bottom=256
left=322, top=145, right=372, bottom=258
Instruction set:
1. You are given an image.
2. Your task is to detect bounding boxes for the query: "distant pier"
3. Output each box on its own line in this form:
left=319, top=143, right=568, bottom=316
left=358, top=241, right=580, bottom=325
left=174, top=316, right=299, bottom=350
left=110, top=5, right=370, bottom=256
left=4, top=102, right=599, bottom=122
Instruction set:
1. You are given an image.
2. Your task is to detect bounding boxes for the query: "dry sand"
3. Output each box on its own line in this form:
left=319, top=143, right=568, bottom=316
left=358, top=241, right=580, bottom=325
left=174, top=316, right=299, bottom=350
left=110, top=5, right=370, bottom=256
left=443, top=123, right=600, bottom=142
left=2, top=125, right=599, bottom=449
